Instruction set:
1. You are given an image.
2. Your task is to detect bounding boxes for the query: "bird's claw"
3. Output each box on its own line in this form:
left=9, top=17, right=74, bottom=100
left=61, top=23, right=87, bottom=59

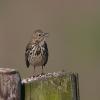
left=41, top=72, right=45, bottom=75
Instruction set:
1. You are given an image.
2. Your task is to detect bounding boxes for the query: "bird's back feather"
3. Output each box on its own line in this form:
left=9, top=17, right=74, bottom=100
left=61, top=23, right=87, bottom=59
left=41, top=41, right=48, bottom=66
left=25, top=42, right=33, bottom=67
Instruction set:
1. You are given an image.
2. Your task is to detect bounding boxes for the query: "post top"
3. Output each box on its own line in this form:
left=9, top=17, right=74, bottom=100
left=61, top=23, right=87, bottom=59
left=0, top=68, right=17, bottom=74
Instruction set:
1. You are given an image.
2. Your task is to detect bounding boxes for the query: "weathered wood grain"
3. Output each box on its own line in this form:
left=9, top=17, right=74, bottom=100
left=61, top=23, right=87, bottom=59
left=0, top=68, right=80, bottom=100
left=0, top=68, right=21, bottom=100
left=22, top=72, right=80, bottom=100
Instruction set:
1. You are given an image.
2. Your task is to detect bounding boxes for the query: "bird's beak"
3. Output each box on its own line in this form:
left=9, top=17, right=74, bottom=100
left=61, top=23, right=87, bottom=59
left=44, top=32, right=48, bottom=37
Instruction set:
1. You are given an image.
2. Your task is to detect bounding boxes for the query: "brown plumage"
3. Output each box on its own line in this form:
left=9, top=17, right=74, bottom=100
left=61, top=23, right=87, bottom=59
left=25, top=29, right=48, bottom=74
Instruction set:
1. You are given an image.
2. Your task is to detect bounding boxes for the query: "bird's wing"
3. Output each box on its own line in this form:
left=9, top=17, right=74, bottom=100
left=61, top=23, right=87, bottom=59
left=42, top=41, right=48, bottom=66
left=25, top=42, right=32, bottom=68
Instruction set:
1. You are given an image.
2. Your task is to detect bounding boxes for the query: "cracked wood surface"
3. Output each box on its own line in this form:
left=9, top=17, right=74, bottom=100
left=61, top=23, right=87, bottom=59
left=0, top=68, right=21, bottom=100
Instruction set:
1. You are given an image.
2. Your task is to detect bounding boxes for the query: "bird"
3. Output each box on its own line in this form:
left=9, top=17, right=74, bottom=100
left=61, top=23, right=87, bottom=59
left=25, top=29, right=48, bottom=75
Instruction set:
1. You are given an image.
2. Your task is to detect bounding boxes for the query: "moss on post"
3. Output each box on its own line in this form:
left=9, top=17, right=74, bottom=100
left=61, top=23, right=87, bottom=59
left=22, top=72, right=79, bottom=100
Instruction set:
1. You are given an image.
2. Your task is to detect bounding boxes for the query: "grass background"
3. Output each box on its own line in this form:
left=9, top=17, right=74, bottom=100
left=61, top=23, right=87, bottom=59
left=0, top=0, right=100, bottom=100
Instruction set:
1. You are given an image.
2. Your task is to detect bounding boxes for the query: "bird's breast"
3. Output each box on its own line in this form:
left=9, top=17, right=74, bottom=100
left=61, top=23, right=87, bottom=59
left=29, top=44, right=44, bottom=67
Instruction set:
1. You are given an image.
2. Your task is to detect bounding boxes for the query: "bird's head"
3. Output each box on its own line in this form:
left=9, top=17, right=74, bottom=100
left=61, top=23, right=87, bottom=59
left=32, top=29, right=48, bottom=44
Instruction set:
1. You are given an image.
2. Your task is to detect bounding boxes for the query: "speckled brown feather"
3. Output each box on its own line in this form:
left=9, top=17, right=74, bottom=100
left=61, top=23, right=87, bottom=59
left=25, top=30, right=48, bottom=69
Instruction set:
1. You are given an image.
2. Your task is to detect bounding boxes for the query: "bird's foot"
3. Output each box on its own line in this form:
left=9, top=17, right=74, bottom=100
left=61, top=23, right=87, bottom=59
left=32, top=74, right=36, bottom=78
left=31, top=72, right=37, bottom=78
left=41, top=72, right=45, bottom=75
left=32, top=73, right=41, bottom=77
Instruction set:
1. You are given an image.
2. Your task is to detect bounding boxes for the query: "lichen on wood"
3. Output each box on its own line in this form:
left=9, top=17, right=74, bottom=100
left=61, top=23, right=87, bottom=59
left=22, top=72, right=79, bottom=100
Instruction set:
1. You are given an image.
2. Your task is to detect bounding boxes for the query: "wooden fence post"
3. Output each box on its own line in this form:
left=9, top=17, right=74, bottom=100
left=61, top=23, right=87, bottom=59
left=0, top=68, right=80, bottom=100
left=0, top=68, right=21, bottom=100
left=22, top=72, right=80, bottom=100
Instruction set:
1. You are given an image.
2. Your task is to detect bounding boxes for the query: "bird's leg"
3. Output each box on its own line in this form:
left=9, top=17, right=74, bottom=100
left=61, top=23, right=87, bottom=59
left=41, top=66, right=45, bottom=75
left=32, top=66, right=36, bottom=77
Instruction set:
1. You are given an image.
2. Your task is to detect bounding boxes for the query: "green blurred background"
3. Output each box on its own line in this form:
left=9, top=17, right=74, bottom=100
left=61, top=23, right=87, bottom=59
left=0, top=0, right=100, bottom=100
